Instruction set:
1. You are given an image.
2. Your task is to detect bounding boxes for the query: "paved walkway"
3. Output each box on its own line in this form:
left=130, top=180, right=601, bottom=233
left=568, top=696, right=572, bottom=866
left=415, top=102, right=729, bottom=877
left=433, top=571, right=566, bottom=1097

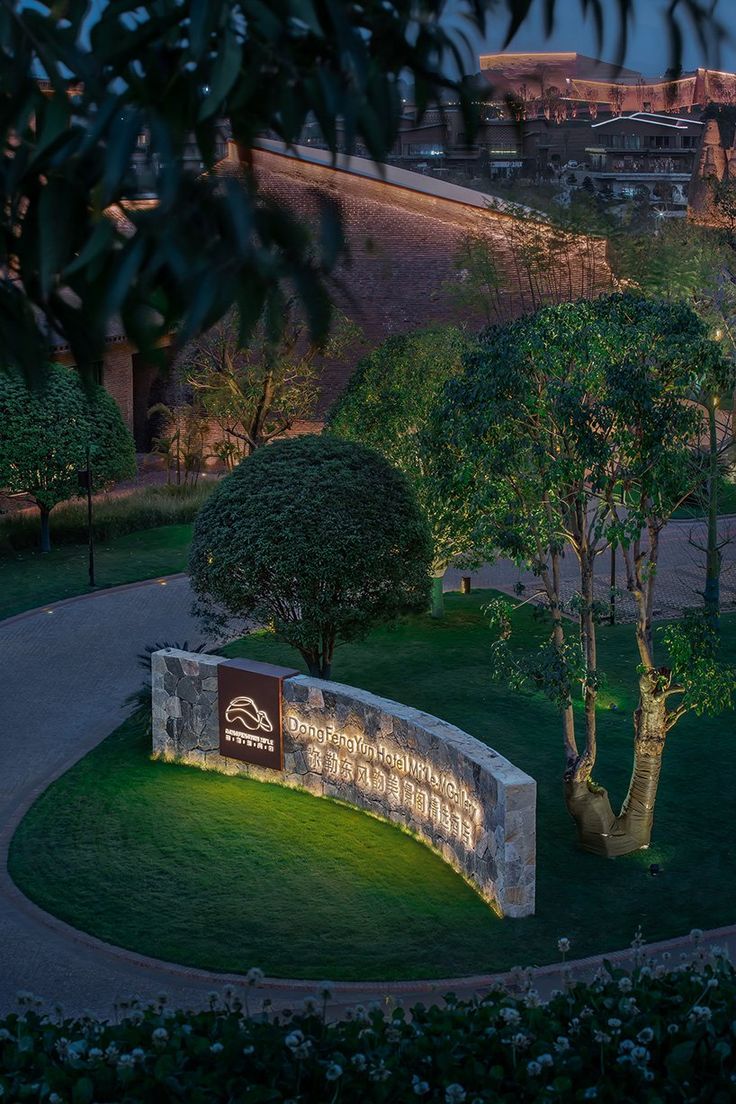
left=1, top=528, right=735, bottom=1020
left=445, top=516, right=736, bottom=621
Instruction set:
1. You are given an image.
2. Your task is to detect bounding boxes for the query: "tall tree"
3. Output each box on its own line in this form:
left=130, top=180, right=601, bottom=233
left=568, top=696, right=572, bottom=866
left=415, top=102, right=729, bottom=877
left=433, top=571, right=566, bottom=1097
left=0, top=2, right=721, bottom=382
left=328, top=327, right=476, bottom=618
left=437, top=295, right=735, bottom=855
left=608, top=217, right=736, bottom=623
left=180, top=303, right=359, bottom=463
left=0, top=364, right=136, bottom=551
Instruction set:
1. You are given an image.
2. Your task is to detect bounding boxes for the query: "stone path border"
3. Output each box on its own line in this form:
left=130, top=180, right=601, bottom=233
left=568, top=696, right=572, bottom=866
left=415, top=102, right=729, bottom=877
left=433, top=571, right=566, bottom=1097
left=1, top=572, right=188, bottom=628
left=1, top=571, right=735, bottom=1020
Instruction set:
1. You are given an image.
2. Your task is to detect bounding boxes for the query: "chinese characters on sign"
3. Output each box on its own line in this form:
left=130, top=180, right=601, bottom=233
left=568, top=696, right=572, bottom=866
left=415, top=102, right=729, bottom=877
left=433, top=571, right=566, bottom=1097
left=217, top=659, right=299, bottom=770
left=287, top=713, right=481, bottom=850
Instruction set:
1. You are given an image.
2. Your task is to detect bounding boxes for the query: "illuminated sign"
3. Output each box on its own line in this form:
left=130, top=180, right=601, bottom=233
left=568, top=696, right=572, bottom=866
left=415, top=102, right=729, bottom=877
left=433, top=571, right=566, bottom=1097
left=217, top=659, right=299, bottom=770
left=285, top=712, right=481, bottom=850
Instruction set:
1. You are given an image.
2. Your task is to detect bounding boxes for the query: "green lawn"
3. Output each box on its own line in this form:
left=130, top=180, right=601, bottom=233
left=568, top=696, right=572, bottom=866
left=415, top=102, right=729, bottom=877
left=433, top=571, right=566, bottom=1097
left=0, top=524, right=193, bottom=620
left=8, top=594, right=736, bottom=980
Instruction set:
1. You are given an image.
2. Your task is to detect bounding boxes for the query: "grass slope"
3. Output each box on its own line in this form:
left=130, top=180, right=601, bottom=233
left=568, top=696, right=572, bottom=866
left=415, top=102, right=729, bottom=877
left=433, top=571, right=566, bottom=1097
left=0, top=524, right=193, bottom=620
left=9, top=594, right=736, bottom=980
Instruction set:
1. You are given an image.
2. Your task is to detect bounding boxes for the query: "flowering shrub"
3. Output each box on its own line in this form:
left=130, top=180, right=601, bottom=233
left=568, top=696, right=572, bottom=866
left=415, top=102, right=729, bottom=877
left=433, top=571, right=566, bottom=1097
left=1, top=950, right=734, bottom=1102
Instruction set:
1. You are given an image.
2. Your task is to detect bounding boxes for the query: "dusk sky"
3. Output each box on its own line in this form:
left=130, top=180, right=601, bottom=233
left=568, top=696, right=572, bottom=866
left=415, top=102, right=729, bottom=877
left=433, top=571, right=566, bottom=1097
left=454, top=0, right=735, bottom=78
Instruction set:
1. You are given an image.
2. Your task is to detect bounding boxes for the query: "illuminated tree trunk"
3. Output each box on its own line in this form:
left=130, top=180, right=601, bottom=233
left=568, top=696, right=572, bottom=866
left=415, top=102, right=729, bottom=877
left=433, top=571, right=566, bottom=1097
left=564, top=671, right=667, bottom=856
left=704, top=398, right=721, bottom=628
left=430, top=572, right=445, bottom=619
left=39, top=505, right=51, bottom=554
left=571, top=552, right=598, bottom=784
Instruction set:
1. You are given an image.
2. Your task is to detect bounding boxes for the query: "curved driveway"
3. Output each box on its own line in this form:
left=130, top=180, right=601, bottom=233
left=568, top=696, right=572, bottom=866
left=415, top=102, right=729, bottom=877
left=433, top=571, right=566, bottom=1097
left=1, top=526, right=735, bottom=1019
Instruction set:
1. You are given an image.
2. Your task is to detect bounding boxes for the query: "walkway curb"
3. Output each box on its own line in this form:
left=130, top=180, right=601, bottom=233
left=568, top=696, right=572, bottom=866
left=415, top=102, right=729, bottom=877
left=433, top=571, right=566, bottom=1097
left=1, top=573, right=188, bottom=628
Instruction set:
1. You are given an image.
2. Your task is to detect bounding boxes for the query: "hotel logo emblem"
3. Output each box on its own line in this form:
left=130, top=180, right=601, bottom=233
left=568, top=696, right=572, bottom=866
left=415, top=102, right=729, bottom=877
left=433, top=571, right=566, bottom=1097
left=217, top=659, right=299, bottom=771
left=225, top=696, right=273, bottom=733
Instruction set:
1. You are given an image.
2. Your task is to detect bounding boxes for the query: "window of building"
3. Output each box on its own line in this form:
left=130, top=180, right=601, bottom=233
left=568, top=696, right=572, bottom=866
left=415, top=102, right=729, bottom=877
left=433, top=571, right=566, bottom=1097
left=407, top=144, right=444, bottom=156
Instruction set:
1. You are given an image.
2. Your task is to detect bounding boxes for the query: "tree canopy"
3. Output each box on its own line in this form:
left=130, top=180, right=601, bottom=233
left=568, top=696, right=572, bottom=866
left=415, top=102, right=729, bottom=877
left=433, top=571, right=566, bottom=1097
left=328, top=326, right=477, bottom=614
left=0, top=363, right=137, bottom=550
left=0, top=1, right=721, bottom=381
left=435, top=294, right=735, bottom=854
left=189, top=434, right=432, bottom=676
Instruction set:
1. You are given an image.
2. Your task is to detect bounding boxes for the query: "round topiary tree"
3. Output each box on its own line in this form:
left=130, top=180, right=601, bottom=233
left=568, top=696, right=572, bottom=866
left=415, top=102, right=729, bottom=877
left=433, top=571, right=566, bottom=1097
left=189, top=435, right=433, bottom=677
left=0, top=363, right=137, bottom=551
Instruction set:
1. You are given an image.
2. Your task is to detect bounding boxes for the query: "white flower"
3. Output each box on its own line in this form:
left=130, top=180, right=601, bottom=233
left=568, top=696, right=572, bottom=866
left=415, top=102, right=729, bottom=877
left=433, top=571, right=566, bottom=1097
left=445, top=1084, right=466, bottom=1103
left=117, top=1053, right=134, bottom=1068
left=368, top=1060, right=391, bottom=1082
left=554, top=1036, right=570, bottom=1052
left=88, top=1048, right=103, bottom=1061
left=243, top=1045, right=254, bottom=1056
left=246, top=968, right=264, bottom=987
left=538, top=1053, right=553, bottom=1067
left=707, top=978, right=719, bottom=989
left=499, top=1007, right=521, bottom=1025
left=619, top=1039, right=635, bottom=1053
left=607, top=1018, right=622, bottom=1031
left=325, top=1062, right=343, bottom=1081
left=667, top=1023, right=679, bottom=1035
left=352, top=1053, right=367, bottom=1071
left=412, top=1075, right=430, bottom=1095
left=511, top=1032, right=531, bottom=1050
left=301, top=997, right=319, bottom=1015
left=583, top=1089, right=598, bottom=1100
left=319, top=981, right=334, bottom=1000
left=285, top=1031, right=304, bottom=1051
left=637, top=1027, right=654, bottom=1044
left=690, top=929, right=704, bottom=943
left=152, top=1027, right=168, bottom=1045
left=526, top=1061, right=542, bottom=1076
left=131, top=1048, right=146, bottom=1061
left=618, top=977, right=632, bottom=993
left=690, top=1005, right=712, bottom=1023
left=593, top=1031, right=610, bottom=1045
left=631, top=1046, right=650, bottom=1063
left=557, top=937, right=571, bottom=954
left=210, top=1042, right=224, bottom=1054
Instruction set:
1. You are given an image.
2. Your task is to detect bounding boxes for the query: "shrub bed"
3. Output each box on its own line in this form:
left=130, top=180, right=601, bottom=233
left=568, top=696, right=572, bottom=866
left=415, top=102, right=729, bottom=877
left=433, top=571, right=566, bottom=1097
left=1, top=949, right=732, bottom=1102
left=0, top=483, right=216, bottom=550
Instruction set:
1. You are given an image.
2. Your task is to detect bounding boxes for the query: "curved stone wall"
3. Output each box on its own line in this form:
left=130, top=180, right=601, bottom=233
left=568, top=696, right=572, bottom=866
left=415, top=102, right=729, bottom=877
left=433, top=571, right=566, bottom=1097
left=152, top=648, right=536, bottom=917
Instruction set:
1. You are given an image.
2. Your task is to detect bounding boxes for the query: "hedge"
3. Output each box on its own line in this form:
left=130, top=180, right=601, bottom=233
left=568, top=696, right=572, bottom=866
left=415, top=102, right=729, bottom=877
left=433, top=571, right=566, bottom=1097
left=1, top=940, right=734, bottom=1102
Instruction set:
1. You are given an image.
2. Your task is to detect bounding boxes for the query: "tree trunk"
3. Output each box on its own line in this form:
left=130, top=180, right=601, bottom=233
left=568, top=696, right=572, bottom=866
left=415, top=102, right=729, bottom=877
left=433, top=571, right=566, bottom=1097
left=430, top=573, right=445, bottom=619
left=564, top=672, right=667, bottom=856
left=704, top=398, right=721, bottom=629
left=39, top=505, right=51, bottom=554
left=572, top=553, right=598, bottom=784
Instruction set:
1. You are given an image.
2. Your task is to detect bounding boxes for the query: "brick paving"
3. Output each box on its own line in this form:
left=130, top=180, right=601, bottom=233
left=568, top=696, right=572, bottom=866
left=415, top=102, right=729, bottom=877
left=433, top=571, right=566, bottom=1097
left=445, top=516, right=736, bottom=622
left=0, top=526, right=735, bottom=1019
